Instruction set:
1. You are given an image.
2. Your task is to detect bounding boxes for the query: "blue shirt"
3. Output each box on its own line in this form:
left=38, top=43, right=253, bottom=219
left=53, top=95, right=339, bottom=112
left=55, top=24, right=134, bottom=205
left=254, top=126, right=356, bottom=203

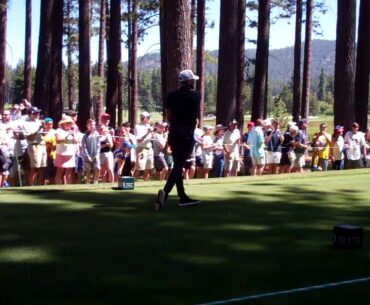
left=247, top=126, right=265, bottom=158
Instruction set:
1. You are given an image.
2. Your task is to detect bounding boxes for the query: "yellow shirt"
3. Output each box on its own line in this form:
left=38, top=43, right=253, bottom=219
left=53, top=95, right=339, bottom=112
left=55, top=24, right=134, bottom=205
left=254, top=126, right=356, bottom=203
left=316, top=133, right=332, bottom=159
left=43, top=129, right=57, bottom=160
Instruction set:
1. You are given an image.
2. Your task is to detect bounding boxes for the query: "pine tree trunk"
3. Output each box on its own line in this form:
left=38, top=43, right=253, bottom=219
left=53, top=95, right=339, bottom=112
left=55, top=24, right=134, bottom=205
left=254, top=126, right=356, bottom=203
left=96, top=0, right=106, bottom=124
left=251, top=0, right=270, bottom=122
left=236, top=0, right=246, bottom=132
left=0, top=0, right=6, bottom=112
left=33, top=0, right=54, bottom=112
left=292, top=0, right=302, bottom=122
left=78, top=0, right=92, bottom=131
left=190, top=0, right=196, bottom=54
left=159, top=3, right=166, bottom=118
left=129, top=0, right=138, bottom=127
left=127, top=0, right=131, bottom=122
left=263, top=25, right=270, bottom=120
left=49, top=0, right=63, bottom=122
left=301, top=0, right=313, bottom=119
left=118, top=72, right=123, bottom=126
left=106, top=0, right=121, bottom=128
left=66, top=0, right=74, bottom=110
left=334, top=0, right=356, bottom=131
left=160, top=0, right=192, bottom=109
left=23, top=0, right=32, bottom=103
left=196, top=0, right=205, bottom=126
left=354, top=0, right=370, bottom=131
left=216, top=0, right=239, bottom=126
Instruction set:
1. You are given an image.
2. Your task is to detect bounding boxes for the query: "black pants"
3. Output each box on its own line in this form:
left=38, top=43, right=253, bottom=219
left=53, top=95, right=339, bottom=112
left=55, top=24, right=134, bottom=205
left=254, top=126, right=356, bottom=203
left=163, top=137, right=194, bottom=199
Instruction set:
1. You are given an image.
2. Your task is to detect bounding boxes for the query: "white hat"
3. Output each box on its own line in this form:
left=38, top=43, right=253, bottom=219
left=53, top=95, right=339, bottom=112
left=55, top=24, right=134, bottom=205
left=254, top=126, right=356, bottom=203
left=203, top=125, right=213, bottom=131
left=264, top=118, right=272, bottom=126
left=289, top=125, right=299, bottom=133
left=179, top=69, right=199, bottom=82
left=215, top=124, right=226, bottom=132
left=140, top=111, right=150, bottom=118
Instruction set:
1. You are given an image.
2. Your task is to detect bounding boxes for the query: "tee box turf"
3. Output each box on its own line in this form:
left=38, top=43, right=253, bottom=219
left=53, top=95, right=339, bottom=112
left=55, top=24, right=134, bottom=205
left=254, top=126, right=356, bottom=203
left=117, top=176, right=135, bottom=190
left=333, top=224, right=363, bottom=249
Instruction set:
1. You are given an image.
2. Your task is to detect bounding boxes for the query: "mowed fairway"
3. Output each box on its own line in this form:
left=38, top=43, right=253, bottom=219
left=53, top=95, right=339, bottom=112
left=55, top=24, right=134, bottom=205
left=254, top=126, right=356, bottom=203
left=1, top=169, right=370, bottom=305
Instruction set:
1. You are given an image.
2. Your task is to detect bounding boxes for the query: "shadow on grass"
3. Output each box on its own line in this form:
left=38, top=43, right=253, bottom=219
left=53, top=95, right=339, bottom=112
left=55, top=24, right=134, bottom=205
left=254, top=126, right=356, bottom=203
left=0, top=184, right=369, bottom=305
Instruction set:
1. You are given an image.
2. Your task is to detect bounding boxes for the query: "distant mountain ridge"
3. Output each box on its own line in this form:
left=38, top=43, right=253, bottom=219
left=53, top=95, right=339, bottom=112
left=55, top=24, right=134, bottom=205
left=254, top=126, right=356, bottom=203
left=137, top=39, right=336, bottom=93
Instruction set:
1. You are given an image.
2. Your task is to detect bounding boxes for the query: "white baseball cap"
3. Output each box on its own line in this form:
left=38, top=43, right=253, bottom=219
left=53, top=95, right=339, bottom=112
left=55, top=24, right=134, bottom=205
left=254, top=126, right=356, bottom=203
left=179, top=69, right=199, bottom=82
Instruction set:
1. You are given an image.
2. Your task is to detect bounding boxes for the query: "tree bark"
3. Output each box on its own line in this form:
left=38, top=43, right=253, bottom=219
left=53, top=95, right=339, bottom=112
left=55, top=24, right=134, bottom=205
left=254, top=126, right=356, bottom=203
left=160, top=0, right=192, bottom=112
left=301, top=0, right=313, bottom=119
left=236, top=0, right=246, bottom=132
left=78, top=0, right=92, bottom=131
left=23, top=0, right=32, bottom=103
left=334, top=0, right=356, bottom=131
left=190, top=0, right=196, bottom=54
left=251, top=0, right=270, bottom=123
left=0, top=0, right=6, bottom=112
left=96, top=0, right=106, bottom=124
left=216, top=0, right=239, bottom=126
left=292, top=0, right=302, bottom=122
left=106, top=0, right=121, bottom=128
left=65, top=0, right=74, bottom=110
left=129, top=0, right=138, bottom=127
left=196, top=0, right=205, bottom=126
left=354, top=0, right=369, bottom=131
left=49, top=0, right=64, bottom=122
left=159, top=3, right=166, bottom=119
left=33, top=0, right=54, bottom=112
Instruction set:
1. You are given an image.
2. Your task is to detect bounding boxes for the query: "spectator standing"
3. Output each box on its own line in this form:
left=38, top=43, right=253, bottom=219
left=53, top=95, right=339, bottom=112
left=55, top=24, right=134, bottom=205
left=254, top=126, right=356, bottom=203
left=99, top=125, right=114, bottom=183
left=43, top=118, right=57, bottom=184
left=330, top=125, right=345, bottom=170
left=223, top=119, right=241, bottom=177
left=265, top=119, right=284, bottom=174
left=201, top=125, right=214, bottom=179
left=213, top=124, right=226, bottom=178
left=312, top=123, right=331, bottom=171
left=242, top=122, right=254, bottom=175
left=54, top=116, right=77, bottom=184
left=155, top=69, right=201, bottom=211
left=134, top=112, right=154, bottom=181
left=152, top=121, right=169, bottom=180
left=247, top=119, right=266, bottom=176
left=290, top=125, right=307, bottom=173
left=82, top=119, right=100, bottom=184
left=365, top=128, right=370, bottom=167
left=20, top=107, right=47, bottom=185
left=344, top=122, right=366, bottom=169
left=194, top=120, right=204, bottom=178
left=280, top=123, right=295, bottom=173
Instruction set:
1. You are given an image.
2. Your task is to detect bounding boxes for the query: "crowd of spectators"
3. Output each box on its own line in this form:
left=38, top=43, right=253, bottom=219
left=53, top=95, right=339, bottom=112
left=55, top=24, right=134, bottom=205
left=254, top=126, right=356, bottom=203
left=0, top=100, right=369, bottom=188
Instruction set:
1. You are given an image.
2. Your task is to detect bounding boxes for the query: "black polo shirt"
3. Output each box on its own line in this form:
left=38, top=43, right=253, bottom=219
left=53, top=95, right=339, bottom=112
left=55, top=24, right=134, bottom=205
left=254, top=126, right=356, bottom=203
left=166, top=86, right=200, bottom=137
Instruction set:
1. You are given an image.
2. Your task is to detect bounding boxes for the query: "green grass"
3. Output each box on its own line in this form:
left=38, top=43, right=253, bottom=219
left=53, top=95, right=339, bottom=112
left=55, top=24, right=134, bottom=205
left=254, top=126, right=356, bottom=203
left=1, top=169, right=370, bottom=305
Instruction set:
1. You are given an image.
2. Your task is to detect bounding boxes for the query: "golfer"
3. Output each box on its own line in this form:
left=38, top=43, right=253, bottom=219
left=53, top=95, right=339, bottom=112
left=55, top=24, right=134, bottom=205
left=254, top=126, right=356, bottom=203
left=155, top=69, right=201, bottom=211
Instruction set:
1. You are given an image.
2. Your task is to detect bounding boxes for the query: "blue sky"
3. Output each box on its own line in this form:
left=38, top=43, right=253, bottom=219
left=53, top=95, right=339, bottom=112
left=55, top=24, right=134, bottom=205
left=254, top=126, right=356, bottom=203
left=6, top=0, right=341, bottom=67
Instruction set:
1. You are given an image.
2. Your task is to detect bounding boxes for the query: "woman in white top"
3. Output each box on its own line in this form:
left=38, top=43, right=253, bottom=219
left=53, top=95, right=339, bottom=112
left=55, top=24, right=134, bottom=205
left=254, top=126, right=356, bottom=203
left=201, top=125, right=214, bottom=179
left=54, top=116, right=77, bottom=184
left=330, top=125, right=345, bottom=170
left=99, top=125, right=114, bottom=183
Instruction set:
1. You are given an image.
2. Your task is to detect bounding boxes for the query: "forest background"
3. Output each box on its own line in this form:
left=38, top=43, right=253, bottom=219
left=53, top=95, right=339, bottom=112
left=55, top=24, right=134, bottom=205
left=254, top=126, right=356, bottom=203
left=0, top=0, right=368, bottom=132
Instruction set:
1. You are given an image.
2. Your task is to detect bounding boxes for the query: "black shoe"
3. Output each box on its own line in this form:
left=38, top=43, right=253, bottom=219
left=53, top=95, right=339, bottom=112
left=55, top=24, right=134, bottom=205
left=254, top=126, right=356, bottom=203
left=178, top=197, right=201, bottom=207
left=155, top=189, right=166, bottom=212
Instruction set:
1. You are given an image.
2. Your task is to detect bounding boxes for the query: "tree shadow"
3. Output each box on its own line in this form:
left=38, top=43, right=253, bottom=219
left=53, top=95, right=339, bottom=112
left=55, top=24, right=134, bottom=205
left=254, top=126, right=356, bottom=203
left=0, top=183, right=369, bottom=305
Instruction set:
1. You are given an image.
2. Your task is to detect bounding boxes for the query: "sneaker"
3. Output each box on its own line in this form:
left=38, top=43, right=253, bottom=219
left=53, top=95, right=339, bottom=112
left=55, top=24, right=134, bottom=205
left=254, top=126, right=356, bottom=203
left=2, top=181, right=9, bottom=188
left=178, top=198, right=201, bottom=207
left=155, top=189, right=166, bottom=212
